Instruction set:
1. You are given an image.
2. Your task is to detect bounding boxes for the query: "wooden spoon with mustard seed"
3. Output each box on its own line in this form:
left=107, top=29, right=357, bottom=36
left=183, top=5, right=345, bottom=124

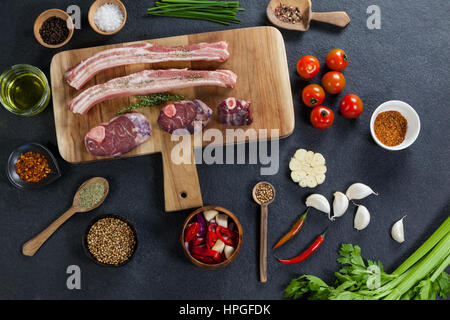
left=22, top=177, right=109, bottom=257
left=267, top=0, right=350, bottom=31
left=252, top=181, right=276, bottom=283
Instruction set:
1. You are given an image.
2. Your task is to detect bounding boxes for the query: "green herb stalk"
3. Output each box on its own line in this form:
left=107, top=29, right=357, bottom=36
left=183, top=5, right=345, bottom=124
left=147, top=0, right=244, bottom=25
left=284, top=216, right=450, bottom=300
left=116, top=93, right=186, bottom=115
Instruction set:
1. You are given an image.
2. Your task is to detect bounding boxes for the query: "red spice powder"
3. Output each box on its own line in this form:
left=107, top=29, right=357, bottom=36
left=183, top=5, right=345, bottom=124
left=374, top=111, right=408, bottom=146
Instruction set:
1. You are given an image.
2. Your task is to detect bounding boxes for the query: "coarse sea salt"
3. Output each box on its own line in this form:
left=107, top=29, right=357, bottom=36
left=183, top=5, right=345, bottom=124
left=94, top=3, right=124, bottom=33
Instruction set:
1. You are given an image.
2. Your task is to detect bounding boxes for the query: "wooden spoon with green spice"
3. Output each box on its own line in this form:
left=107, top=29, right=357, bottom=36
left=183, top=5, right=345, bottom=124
left=22, top=177, right=109, bottom=257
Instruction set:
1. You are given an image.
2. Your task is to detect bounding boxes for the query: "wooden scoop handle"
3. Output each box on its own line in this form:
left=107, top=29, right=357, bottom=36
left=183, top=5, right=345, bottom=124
left=160, top=135, right=203, bottom=212
left=22, top=207, right=78, bottom=256
left=259, top=204, right=268, bottom=283
left=311, top=11, right=351, bottom=28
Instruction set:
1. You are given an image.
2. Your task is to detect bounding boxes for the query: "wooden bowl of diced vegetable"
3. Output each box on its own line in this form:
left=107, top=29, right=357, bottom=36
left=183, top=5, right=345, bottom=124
left=181, top=206, right=243, bottom=269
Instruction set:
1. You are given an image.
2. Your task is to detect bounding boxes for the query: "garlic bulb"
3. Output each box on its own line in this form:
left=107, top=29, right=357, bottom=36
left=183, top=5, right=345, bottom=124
left=306, top=194, right=331, bottom=220
left=391, top=216, right=406, bottom=243
left=289, top=149, right=327, bottom=188
left=346, top=183, right=378, bottom=200
left=354, top=204, right=370, bottom=230
left=332, top=192, right=349, bottom=220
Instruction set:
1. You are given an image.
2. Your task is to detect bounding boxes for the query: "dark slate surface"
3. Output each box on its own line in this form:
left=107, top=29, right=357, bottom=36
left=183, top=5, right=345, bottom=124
left=0, top=0, right=449, bottom=299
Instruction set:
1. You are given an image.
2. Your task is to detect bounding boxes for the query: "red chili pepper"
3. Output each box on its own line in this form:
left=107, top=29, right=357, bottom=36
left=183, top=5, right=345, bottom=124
left=185, top=222, right=200, bottom=242
left=278, top=229, right=329, bottom=265
left=216, top=226, right=238, bottom=246
left=191, top=254, right=214, bottom=264
left=207, top=223, right=218, bottom=248
left=273, top=208, right=308, bottom=250
left=190, top=246, right=221, bottom=262
left=190, top=236, right=205, bottom=246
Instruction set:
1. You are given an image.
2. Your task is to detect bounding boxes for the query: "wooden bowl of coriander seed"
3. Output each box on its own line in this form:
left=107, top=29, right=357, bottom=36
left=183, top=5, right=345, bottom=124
left=83, top=214, right=138, bottom=267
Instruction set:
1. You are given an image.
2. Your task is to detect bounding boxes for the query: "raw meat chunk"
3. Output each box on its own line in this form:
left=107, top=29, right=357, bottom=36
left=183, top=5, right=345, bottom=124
left=217, top=97, right=253, bottom=126
left=85, top=113, right=151, bottom=156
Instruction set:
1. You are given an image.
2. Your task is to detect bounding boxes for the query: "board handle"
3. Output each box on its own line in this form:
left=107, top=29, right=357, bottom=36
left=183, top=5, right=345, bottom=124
left=311, top=11, right=351, bottom=28
left=160, top=135, right=203, bottom=212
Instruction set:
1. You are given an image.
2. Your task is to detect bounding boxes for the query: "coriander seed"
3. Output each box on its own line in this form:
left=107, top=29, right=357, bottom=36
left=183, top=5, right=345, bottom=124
left=255, top=183, right=275, bottom=204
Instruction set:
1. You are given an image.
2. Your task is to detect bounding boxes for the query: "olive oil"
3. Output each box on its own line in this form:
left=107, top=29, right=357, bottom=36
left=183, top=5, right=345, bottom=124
left=4, top=73, right=45, bottom=111
left=0, top=64, right=50, bottom=116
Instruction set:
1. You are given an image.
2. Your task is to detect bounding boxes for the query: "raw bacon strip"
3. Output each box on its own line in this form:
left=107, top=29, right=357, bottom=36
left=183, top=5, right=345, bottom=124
left=68, top=69, right=237, bottom=115
left=65, top=41, right=230, bottom=90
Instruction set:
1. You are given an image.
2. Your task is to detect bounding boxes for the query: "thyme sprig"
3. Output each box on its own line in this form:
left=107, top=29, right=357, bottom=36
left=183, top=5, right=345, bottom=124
left=116, top=93, right=186, bottom=115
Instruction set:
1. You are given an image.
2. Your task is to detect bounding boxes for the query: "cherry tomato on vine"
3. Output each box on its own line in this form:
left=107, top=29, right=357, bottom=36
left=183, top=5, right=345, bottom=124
left=297, top=55, right=320, bottom=79
left=302, top=84, right=325, bottom=108
left=322, top=71, right=346, bottom=94
left=326, top=49, right=349, bottom=71
left=339, top=94, right=363, bottom=118
left=310, top=106, right=334, bottom=129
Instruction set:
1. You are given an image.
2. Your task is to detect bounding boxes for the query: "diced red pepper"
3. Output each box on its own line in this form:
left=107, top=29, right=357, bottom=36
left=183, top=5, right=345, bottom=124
left=185, top=222, right=200, bottom=243
left=206, top=223, right=218, bottom=248
left=207, top=231, right=217, bottom=248
left=216, top=226, right=239, bottom=246
left=190, top=236, right=205, bottom=246
left=190, top=246, right=221, bottom=263
left=191, top=254, right=214, bottom=264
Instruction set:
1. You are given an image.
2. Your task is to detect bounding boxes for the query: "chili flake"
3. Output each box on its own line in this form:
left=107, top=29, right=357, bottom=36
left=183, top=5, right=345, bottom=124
left=374, top=111, right=408, bottom=147
left=14, top=152, right=51, bottom=183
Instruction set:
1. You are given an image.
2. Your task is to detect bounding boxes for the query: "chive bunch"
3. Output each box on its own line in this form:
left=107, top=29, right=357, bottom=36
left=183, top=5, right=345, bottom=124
left=147, top=0, right=244, bottom=25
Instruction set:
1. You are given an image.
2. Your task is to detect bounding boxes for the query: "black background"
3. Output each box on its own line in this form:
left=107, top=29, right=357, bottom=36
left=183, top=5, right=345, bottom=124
left=0, top=0, right=448, bottom=300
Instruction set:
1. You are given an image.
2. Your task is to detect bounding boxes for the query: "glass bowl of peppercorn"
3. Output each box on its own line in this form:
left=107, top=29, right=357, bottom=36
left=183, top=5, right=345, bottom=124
left=370, top=100, right=421, bottom=151
left=34, top=9, right=74, bottom=48
left=6, top=143, right=61, bottom=189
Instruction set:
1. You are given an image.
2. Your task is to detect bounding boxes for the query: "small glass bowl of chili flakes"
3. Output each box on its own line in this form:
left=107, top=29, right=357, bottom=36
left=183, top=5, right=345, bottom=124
left=370, top=100, right=421, bottom=151
left=6, top=143, right=61, bottom=189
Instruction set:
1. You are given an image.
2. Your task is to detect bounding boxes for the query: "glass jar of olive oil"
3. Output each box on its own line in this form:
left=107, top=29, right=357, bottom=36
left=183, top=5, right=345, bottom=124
left=0, top=64, right=50, bottom=116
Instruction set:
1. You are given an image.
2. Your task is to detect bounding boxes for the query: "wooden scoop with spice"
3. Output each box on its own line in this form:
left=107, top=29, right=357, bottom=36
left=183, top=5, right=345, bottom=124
left=22, top=177, right=109, bottom=256
left=252, top=182, right=276, bottom=283
left=267, top=0, right=350, bottom=31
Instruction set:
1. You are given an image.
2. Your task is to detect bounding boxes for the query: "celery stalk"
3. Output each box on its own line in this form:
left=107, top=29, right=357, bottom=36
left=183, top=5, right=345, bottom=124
left=430, top=253, right=450, bottom=282
left=384, top=231, right=450, bottom=300
left=392, top=216, right=450, bottom=276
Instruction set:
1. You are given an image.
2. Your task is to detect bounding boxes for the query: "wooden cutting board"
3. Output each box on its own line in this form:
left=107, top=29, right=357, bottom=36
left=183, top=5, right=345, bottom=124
left=50, top=26, right=294, bottom=212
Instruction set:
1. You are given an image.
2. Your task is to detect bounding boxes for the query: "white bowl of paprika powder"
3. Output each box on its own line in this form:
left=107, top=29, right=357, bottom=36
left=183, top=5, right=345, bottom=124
left=370, top=100, right=421, bottom=151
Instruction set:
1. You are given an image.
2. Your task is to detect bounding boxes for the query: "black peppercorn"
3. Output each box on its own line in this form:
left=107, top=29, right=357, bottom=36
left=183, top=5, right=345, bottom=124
left=39, top=16, right=70, bottom=45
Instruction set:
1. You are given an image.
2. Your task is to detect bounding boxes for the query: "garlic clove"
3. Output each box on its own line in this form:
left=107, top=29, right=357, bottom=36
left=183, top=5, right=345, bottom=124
left=311, top=153, right=326, bottom=167
left=315, top=173, right=326, bottom=185
left=346, top=183, right=378, bottom=200
left=305, top=175, right=318, bottom=188
left=294, top=149, right=307, bottom=162
left=291, top=170, right=306, bottom=183
left=313, top=165, right=327, bottom=175
left=354, top=204, right=370, bottom=230
left=304, top=151, right=315, bottom=165
left=289, top=158, right=303, bottom=171
left=391, top=216, right=406, bottom=243
left=306, top=194, right=331, bottom=219
left=332, top=192, right=349, bottom=220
